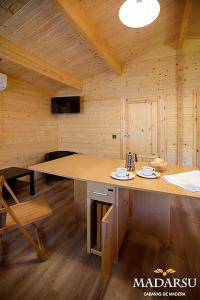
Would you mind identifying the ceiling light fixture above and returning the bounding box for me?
[119,0,160,29]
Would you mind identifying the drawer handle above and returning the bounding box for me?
[92,192,108,196]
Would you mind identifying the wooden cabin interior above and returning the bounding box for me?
[0,0,200,299]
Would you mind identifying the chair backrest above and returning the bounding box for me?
[44,151,76,162]
[0,176,20,233]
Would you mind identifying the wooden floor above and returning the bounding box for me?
[0,179,199,300]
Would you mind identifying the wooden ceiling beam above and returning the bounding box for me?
[52,0,122,75]
[0,35,83,90]
[178,0,193,49]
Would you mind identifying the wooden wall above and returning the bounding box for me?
[57,74,121,158]
[0,44,199,167]
[57,44,200,166]
[181,40,200,165]
[0,77,58,169]
[57,46,179,163]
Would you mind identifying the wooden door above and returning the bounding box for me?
[101,205,115,287]
[125,99,159,161]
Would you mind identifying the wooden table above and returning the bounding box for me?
[30,154,200,198]
[30,154,200,286]
[30,153,200,240]
[0,167,35,196]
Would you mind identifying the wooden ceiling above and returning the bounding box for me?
[0,0,198,92]
[79,0,185,61]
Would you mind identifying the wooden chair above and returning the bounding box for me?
[0,175,53,261]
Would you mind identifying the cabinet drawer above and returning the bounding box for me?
[87,182,115,204]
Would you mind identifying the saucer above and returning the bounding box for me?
[136,170,160,179]
[111,172,135,180]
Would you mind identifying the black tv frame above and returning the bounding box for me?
[51,96,80,114]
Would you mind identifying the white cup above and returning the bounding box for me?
[116,167,127,177]
[142,166,155,176]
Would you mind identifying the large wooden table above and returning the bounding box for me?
[30,153,200,243]
[30,154,200,286]
[30,154,200,199]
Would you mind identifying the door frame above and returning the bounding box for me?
[120,96,167,160]
[194,89,200,167]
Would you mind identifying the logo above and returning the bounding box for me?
[154,268,176,277]
[132,267,198,297]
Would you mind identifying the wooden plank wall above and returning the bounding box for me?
[57,76,121,158]
[0,43,199,167]
[181,40,200,165]
[0,77,58,169]
[57,46,178,163]
[197,90,200,168]
[56,43,200,166]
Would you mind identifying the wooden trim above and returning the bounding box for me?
[127,98,158,104]
[52,0,122,75]
[159,96,168,160]
[0,36,83,90]
[195,89,200,167]
[120,97,128,159]
[176,50,184,164]
[193,89,197,166]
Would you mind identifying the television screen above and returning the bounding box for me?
[51,96,80,114]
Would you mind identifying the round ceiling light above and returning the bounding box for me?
[119,0,160,28]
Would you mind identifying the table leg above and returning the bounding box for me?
[30,171,35,196]
[74,180,87,223]
[3,179,16,199]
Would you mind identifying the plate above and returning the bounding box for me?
[111,171,135,180]
[136,170,160,179]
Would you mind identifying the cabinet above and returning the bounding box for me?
[87,182,129,287]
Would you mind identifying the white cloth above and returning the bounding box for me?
[163,170,200,192]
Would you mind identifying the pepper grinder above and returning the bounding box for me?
[126,152,138,171]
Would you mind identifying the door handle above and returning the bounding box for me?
[92,192,108,196]
[124,133,129,139]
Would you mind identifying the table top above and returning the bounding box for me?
[0,167,33,180]
[30,154,200,199]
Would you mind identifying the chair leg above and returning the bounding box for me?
[32,223,45,251]
[17,224,47,261]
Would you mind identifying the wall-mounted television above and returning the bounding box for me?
[51,96,80,114]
